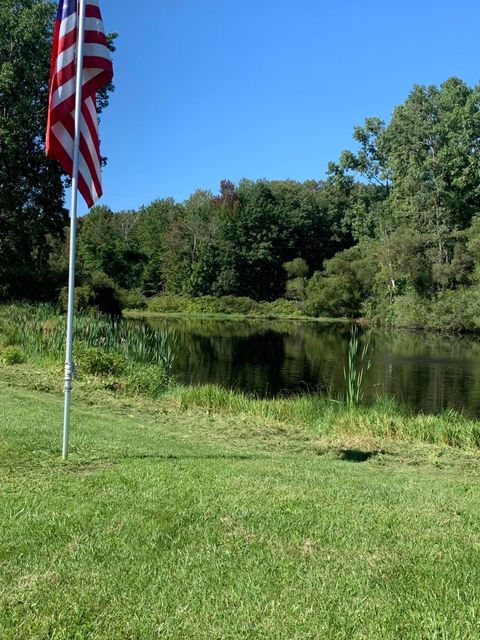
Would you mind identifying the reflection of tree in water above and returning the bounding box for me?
[371,331,480,415]
[301,324,352,396]
[132,317,480,415]
[142,318,288,394]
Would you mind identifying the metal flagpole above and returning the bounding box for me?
[63,0,87,460]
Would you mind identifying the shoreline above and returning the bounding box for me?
[123,309,356,324]
[1,360,480,457]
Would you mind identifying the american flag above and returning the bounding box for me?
[46,0,113,208]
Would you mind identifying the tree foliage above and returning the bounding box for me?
[0,0,66,299]
[0,0,116,302]
[5,61,480,331]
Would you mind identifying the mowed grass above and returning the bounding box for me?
[1,382,480,639]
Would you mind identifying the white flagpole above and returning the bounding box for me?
[63,0,87,460]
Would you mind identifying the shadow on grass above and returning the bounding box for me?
[338,449,386,463]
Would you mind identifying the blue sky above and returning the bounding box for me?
[85,0,480,215]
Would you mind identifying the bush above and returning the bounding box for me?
[60,272,124,317]
[262,299,302,316]
[147,295,191,314]
[283,258,309,279]
[125,364,171,398]
[0,346,25,365]
[118,288,147,310]
[216,296,261,315]
[388,288,480,332]
[147,294,303,317]
[89,272,124,316]
[305,273,363,318]
[76,346,126,376]
[59,285,95,313]
[184,295,228,314]
[146,294,311,318]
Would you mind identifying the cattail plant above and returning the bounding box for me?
[344,325,372,407]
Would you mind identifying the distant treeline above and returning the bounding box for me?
[2,5,480,332]
[49,78,480,330]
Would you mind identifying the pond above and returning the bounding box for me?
[138,316,480,416]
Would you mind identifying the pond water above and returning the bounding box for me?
[139,317,480,416]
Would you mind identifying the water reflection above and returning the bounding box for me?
[136,317,480,416]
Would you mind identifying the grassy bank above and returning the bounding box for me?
[2,359,480,454]
[2,373,480,639]
[1,304,480,452]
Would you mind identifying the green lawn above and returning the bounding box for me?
[1,381,480,639]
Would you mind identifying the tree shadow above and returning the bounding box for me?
[338,449,384,463]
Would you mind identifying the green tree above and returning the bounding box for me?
[0,0,116,301]
[283,258,309,301]
[0,0,66,299]
[77,205,143,290]
[135,198,179,295]
[305,245,375,318]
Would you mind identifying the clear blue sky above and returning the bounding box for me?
[85,0,480,215]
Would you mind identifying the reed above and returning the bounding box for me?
[0,303,176,372]
[344,325,372,407]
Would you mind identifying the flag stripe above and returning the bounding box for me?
[46,0,113,209]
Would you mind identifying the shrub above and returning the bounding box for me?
[89,272,124,316]
[60,272,124,317]
[147,295,191,314]
[184,295,227,314]
[285,277,307,301]
[283,259,309,301]
[283,258,309,279]
[305,273,363,318]
[262,299,302,316]
[118,288,147,310]
[125,364,171,398]
[217,296,261,315]
[388,288,480,332]
[59,285,96,313]
[147,294,303,317]
[0,346,25,365]
[76,346,126,376]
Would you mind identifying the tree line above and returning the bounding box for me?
[2,3,480,329]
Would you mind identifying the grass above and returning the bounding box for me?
[1,373,480,639]
[2,358,480,451]
[2,304,480,636]
[1,302,480,451]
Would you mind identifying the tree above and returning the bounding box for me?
[0,0,116,301]
[334,116,391,191]
[135,198,179,295]
[77,205,144,290]
[283,258,309,301]
[0,0,66,299]
[384,78,480,234]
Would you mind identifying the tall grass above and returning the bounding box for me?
[173,384,480,450]
[0,303,176,369]
[344,326,372,407]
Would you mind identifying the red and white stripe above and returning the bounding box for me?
[46,0,113,208]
